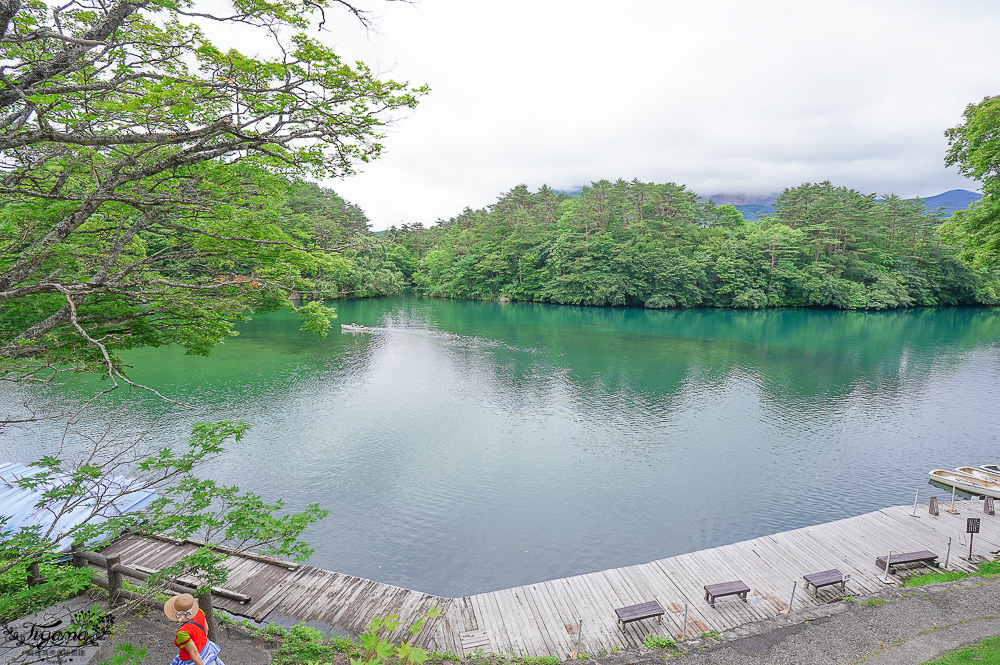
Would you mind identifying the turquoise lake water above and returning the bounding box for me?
[5,295,1000,597]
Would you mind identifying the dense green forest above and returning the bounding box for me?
[387,180,1000,309]
[279,181,405,298]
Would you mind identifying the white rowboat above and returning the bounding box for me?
[957,466,1000,483]
[341,324,369,332]
[929,469,1000,499]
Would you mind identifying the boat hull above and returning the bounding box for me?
[929,469,1000,499]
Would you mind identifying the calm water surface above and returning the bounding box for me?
[5,295,1000,597]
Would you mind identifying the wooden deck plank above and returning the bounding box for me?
[526,578,584,656]
[475,588,510,656]
[550,574,613,654]
[516,584,562,657]
[497,587,534,656]
[572,571,634,649]
[468,592,497,656]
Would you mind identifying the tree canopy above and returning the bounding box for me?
[939,95,1000,266]
[0,0,424,388]
[392,180,998,310]
[0,0,415,637]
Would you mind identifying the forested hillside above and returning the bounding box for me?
[389,180,999,310]
[278,181,405,299]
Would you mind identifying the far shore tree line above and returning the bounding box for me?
[386,180,1000,311]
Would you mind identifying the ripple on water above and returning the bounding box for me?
[6,298,1000,597]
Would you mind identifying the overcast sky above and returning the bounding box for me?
[305,0,999,230]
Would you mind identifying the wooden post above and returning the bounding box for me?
[576,618,582,656]
[199,590,218,641]
[105,553,123,607]
[929,496,939,516]
[71,542,86,569]
[27,560,42,586]
[984,497,995,515]
[882,550,893,583]
[946,486,959,514]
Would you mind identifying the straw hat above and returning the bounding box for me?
[164,593,199,622]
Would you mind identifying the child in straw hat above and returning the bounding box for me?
[165,593,225,665]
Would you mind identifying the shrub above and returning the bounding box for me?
[272,624,334,665]
[0,559,94,623]
[642,634,677,649]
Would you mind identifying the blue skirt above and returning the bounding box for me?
[170,639,224,665]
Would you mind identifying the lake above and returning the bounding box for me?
[5,294,1000,597]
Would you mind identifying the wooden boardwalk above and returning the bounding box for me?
[100,498,999,659]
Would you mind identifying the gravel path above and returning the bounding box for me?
[85,605,274,665]
[0,593,274,665]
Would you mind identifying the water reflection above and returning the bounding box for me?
[2,296,1000,597]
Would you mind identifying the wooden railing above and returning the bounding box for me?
[58,545,253,640]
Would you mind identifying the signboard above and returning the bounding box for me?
[968,517,981,534]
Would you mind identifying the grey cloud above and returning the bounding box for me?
[328,0,999,228]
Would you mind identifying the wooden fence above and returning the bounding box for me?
[25,545,253,640]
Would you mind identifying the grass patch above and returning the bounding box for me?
[921,633,1000,664]
[902,559,1000,588]
[861,598,887,607]
[270,624,334,665]
[253,623,564,665]
[642,634,676,650]
[0,560,95,623]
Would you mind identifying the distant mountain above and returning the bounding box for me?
[707,189,982,222]
[552,187,583,197]
[699,192,779,221]
[703,193,780,206]
[728,204,775,221]
[916,189,982,216]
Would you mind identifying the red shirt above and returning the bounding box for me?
[173,609,208,661]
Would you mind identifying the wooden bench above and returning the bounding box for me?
[704,580,750,607]
[803,569,848,597]
[614,600,664,629]
[875,550,938,575]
